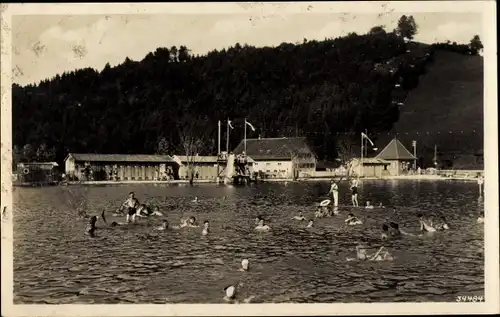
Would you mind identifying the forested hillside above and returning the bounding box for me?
[11,18,484,168]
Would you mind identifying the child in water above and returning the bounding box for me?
[365,201,374,209]
[154,220,169,231]
[306,219,314,228]
[417,213,436,232]
[255,218,271,231]
[181,216,199,228]
[381,224,389,240]
[436,216,450,230]
[292,212,306,221]
[202,220,210,235]
[477,214,484,223]
[347,245,393,261]
[345,213,363,226]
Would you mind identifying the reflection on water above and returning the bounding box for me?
[13,180,484,303]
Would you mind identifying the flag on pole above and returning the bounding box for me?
[245,119,256,132]
[361,132,375,146]
[228,120,234,130]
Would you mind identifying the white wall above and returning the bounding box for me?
[253,160,293,178]
[65,156,75,176]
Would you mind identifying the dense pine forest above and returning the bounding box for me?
[12,16,484,168]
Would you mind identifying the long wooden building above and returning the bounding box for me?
[64,153,178,181]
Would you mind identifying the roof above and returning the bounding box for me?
[375,138,416,160]
[65,153,174,163]
[361,158,391,165]
[173,155,219,163]
[18,162,59,167]
[233,137,314,160]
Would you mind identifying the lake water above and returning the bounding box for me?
[13,180,484,304]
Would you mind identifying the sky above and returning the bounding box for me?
[10,6,484,86]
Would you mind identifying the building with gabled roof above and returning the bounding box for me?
[375,138,416,175]
[64,153,177,181]
[233,137,316,179]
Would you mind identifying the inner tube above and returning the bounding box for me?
[320,199,331,207]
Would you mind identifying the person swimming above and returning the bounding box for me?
[239,259,249,272]
[136,204,150,217]
[417,213,436,232]
[345,213,362,226]
[353,245,393,261]
[255,218,271,231]
[477,215,484,223]
[365,201,374,209]
[181,216,199,228]
[436,216,450,230]
[292,212,306,221]
[378,202,385,208]
[151,206,163,216]
[202,220,210,235]
[154,220,169,231]
[381,224,389,240]
[306,219,314,228]
[315,206,326,218]
[85,216,98,237]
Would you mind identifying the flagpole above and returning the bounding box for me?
[218,120,221,155]
[226,118,230,155]
[244,118,247,154]
[360,132,363,178]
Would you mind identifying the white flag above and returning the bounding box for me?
[228,120,234,130]
[245,120,256,132]
[361,132,375,146]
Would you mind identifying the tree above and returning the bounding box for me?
[368,25,386,35]
[156,137,171,155]
[469,35,484,55]
[177,114,214,185]
[394,15,418,40]
[21,144,36,162]
[336,137,358,180]
[36,143,56,161]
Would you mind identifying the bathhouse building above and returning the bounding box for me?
[172,155,219,180]
[233,137,317,179]
[64,153,177,181]
[374,138,417,176]
[350,158,391,178]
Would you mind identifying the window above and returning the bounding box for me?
[267,170,270,172]
[277,163,282,166]
[266,163,270,166]
[274,170,277,173]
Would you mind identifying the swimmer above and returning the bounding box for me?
[292,212,306,221]
[151,206,163,216]
[136,204,150,217]
[381,224,389,240]
[154,220,169,231]
[417,213,436,232]
[354,245,394,261]
[306,219,314,228]
[85,216,98,237]
[365,201,374,209]
[181,216,199,228]
[239,259,249,272]
[388,222,402,237]
[436,216,450,230]
[477,215,484,223]
[350,179,359,207]
[122,191,140,223]
[345,213,362,226]
[255,215,264,225]
[255,218,271,231]
[378,202,385,208]
[202,220,210,235]
[315,206,326,218]
[191,197,198,203]
[223,282,242,301]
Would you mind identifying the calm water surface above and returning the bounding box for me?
[13,180,484,303]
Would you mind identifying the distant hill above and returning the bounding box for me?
[376,50,483,168]
[11,30,483,169]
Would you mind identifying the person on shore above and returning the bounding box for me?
[255,218,271,231]
[292,212,306,221]
[122,192,140,223]
[328,180,339,207]
[350,179,359,207]
[436,216,450,230]
[477,174,484,196]
[202,220,210,235]
[365,201,374,209]
[417,213,436,232]
[345,213,362,226]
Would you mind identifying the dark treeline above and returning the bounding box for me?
[12,17,484,166]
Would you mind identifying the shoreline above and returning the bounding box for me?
[39,175,480,186]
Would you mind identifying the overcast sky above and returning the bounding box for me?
[10,4,484,86]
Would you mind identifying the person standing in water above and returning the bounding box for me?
[121,192,140,223]
[350,178,359,207]
[328,180,339,207]
[477,174,484,196]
